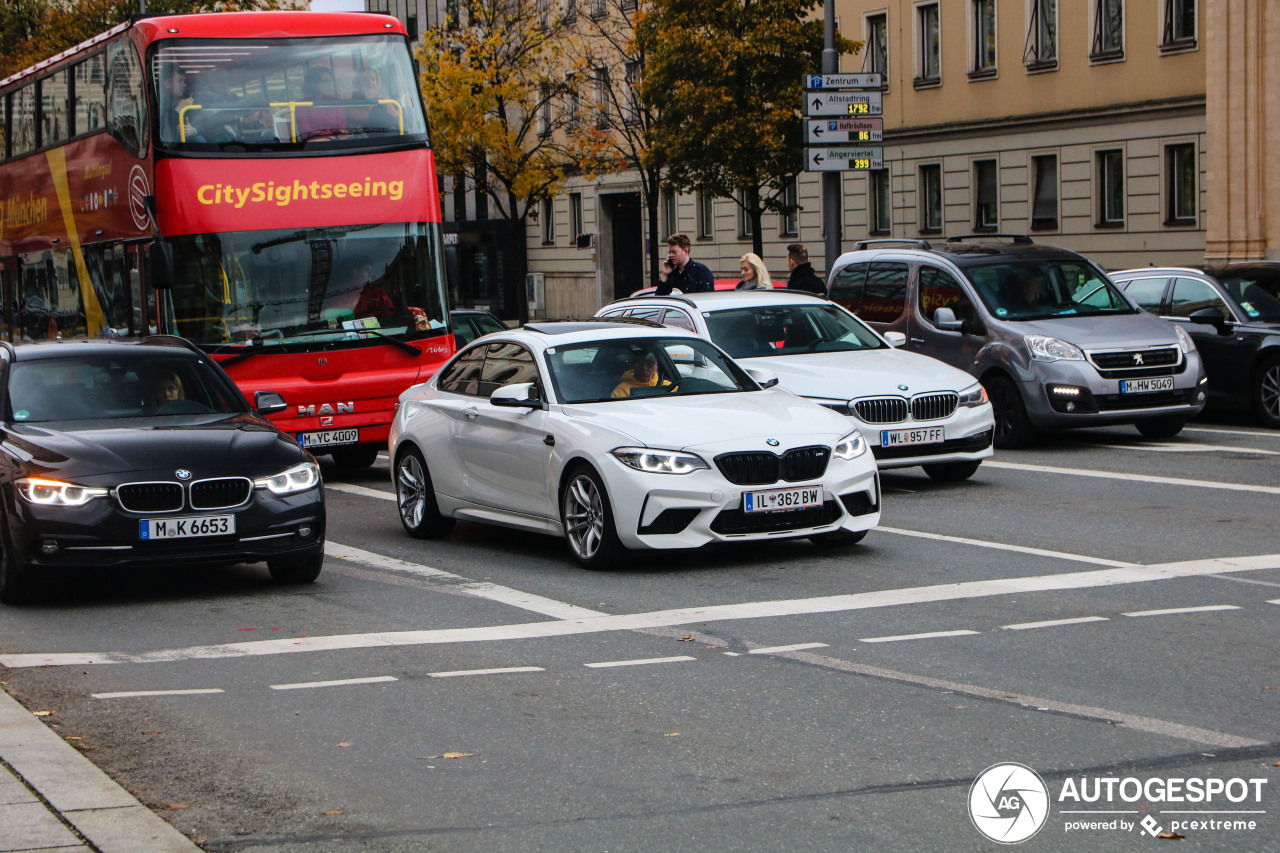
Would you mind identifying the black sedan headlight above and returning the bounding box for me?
[16,477,109,507]
[253,462,321,495]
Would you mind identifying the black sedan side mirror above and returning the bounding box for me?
[1189,307,1231,335]
[254,390,288,416]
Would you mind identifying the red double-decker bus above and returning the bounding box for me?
[0,11,453,467]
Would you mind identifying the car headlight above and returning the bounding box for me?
[832,431,867,460]
[17,478,109,507]
[611,447,709,474]
[1025,334,1085,362]
[254,461,321,495]
[958,382,989,408]
[1173,324,1196,354]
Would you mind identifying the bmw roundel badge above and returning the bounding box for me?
[898,384,909,391]
[175,469,192,480]
[766,439,780,447]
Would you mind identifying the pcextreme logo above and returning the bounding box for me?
[968,762,1271,843]
[197,177,405,209]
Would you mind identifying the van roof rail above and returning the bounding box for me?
[945,233,1034,245]
[852,238,933,251]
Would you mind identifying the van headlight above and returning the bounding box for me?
[17,478,109,507]
[958,382,989,408]
[833,431,867,460]
[611,447,709,474]
[1173,324,1196,354]
[1025,334,1085,362]
[254,461,321,495]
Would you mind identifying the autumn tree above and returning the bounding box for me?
[635,0,857,258]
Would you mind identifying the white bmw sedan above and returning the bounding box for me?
[389,321,881,568]
[597,291,996,481]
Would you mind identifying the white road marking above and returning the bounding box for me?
[1097,442,1280,456]
[1124,605,1242,617]
[91,688,224,699]
[747,643,828,655]
[428,667,544,678]
[860,629,979,643]
[584,656,696,668]
[4,554,1277,669]
[326,482,394,501]
[983,460,1280,495]
[1210,574,1280,589]
[270,676,397,690]
[324,542,606,621]
[1184,426,1280,440]
[877,526,1132,566]
[1002,616,1110,630]
[1270,599,1280,605]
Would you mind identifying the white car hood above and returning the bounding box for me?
[742,348,976,400]
[561,389,850,453]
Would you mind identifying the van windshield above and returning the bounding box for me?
[964,260,1136,320]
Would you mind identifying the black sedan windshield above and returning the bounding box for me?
[7,354,247,423]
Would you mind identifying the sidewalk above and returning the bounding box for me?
[0,689,201,853]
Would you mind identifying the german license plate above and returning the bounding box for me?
[880,426,945,447]
[1120,376,1174,394]
[297,428,359,448]
[140,515,235,540]
[743,486,822,513]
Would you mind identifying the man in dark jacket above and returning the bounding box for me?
[659,233,715,295]
[785,243,825,295]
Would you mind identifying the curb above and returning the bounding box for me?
[0,688,202,852]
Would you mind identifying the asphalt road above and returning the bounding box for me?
[1,413,1278,852]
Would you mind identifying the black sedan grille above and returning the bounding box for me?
[1088,347,1180,371]
[190,478,252,510]
[714,446,831,486]
[116,482,184,513]
[911,393,959,421]
[853,397,908,424]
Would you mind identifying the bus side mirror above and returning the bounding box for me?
[150,241,174,290]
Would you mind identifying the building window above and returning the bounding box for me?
[1030,154,1058,230]
[870,169,891,234]
[780,175,798,236]
[916,3,941,86]
[452,172,467,221]
[563,0,577,25]
[1161,0,1195,50]
[972,0,997,77]
[919,164,942,233]
[564,76,580,128]
[738,189,755,239]
[1096,149,1124,227]
[1090,0,1124,61]
[865,13,889,77]
[590,0,606,20]
[697,191,715,239]
[594,66,610,130]
[536,0,550,29]
[1166,143,1196,225]
[541,197,555,244]
[1024,0,1057,70]
[569,192,583,240]
[974,159,998,229]
[663,190,677,234]
[537,83,552,138]
[621,0,637,10]
[623,61,641,125]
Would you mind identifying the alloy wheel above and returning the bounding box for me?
[397,454,427,529]
[563,473,604,560]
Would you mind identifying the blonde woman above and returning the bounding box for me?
[734,252,772,290]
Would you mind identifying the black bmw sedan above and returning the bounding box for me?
[0,336,325,603]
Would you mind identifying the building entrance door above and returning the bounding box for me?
[602,193,643,301]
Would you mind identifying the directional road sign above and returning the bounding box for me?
[803,73,883,90]
[805,147,884,172]
[806,118,884,145]
[803,91,883,117]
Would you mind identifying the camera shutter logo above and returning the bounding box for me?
[968,762,1050,843]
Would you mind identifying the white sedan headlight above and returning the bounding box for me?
[611,447,709,474]
[1173,324,1196,354]
[832,431,867,460]
[17,477,109,507]
[958,382,989,408]
[1025,334,1085,362]
[254,461,321,495]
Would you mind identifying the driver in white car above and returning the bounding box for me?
[611,352,673,398]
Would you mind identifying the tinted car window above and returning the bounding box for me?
[1170,278,1234,320]
[546,337,753,404]
[661,308,695,331]
[704,304,883,359]
[478,342,539,397]
[1119,277,1169,313]
[965,260,1131,319]
[858,263,909,323]
[918,267,977,325]
[437,346,485,396]
[828,262,869,312]
[1218,271,1280,321]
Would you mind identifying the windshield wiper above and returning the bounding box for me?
[278,326,422,356]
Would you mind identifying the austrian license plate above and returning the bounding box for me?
[743,486,822,513]
[297,428,359,448]
[880,426,946,447]
[139,515,235,540]
[1120,376,1175,394]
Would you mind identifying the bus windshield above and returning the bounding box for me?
[165,222,449,351]
[154,35,427,150]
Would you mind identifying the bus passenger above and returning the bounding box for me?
[297,66,346,140]
[348,67,399,135]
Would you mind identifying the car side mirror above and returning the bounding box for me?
[744,366,780,389]
[882,331,907,347]
[254,390,287,416]
[933,307,964,332]
[149,240,174,290]
[491,382,543,409]
[1189,307,1230,334]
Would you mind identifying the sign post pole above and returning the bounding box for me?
[821,0,840,282]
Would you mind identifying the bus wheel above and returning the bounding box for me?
[331,446,379,468]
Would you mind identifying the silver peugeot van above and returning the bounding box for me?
[827,236,1208,448]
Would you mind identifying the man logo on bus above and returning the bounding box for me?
[968,763,1050,843]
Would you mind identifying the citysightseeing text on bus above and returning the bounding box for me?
[197,178,405,209]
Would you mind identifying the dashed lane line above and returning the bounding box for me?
[1002,616,1110,630]
[1183,426,1280,440]
[982,460,1280,495]
[584,656,696,668]
[1123,605,1242,618]
[92,688,224,699]
[270,676,397,690]
[1098,442,1280,456]
[876,526,1132,566]
[859,629,979,643]
[747,643,828,654]
[428,667,544,678]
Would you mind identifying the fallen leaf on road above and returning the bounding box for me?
[1156,831,1185,839]
[164,804,189,810]
[236,627,255,632]
[65,736,81,741]
[664,733,680,737]
[32,711,53,717]
[321,809,343,815]
[442,752,477,758]
[678,636,694,642]
[337,743,351,748]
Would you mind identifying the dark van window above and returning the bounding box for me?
[918,267,977,325]
[828,262,868,312]
[858,262,909,323]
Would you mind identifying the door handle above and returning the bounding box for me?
[462,405,479,419]
[909,337,925,345]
